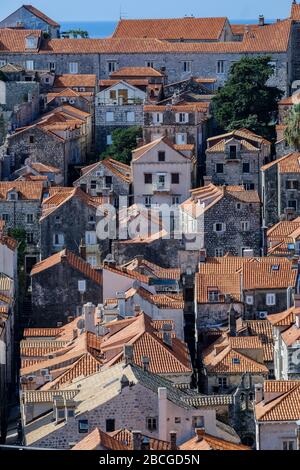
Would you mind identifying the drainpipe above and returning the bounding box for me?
[287,286,293,309]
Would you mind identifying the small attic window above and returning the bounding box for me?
[271,265,280,271]
[232,358,240,365]
[7,190,18,201]
[25,36,38,50]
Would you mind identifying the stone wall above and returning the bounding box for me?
[31,262,102,326]
[0,7,60,38]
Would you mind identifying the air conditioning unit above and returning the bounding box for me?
[27,375,36,382]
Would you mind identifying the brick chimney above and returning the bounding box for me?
[255,383,264,404]
[124,344,134,365]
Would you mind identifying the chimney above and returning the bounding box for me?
[116,291,126,317]
[142,356,150,372]
[296,313,300,329]
[255,383,264,404]
[162,323,173,348]
[136,137,144,148]
[95,304,104,320]
[79,239,86,261]
[169,431,177,450]
[199,249,206,264]
[124,344,134,365]
[134,305,141,316]
[158,388,168,442]
[141,437,151,451]
[195,428,205,442]
[83,302,95,334]
[203,176,212,187]
[258,15,265,26]
[132,431,142,450]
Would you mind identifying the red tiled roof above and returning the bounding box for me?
[180,432,250,451]
[256,381,300,422]
[111,429,172,451]
[72,428,128,451]
[268,306,298,327]
[23,5,60,27]
[30,249,102,286]
[261,152,300,173]
[111,67,163,78]
[0,181,44,200]
[53,74,97,89]
[0,234,18,251]
[291,3,300,20]
[112,17,228,41]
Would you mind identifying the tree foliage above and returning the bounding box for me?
[212,56,283,140]
[284,104,300,150]
[101,126,143,165]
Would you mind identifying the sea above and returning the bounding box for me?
[60,19,276,39]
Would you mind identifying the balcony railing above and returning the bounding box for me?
[225,151,241,161]
[152,182,171,192]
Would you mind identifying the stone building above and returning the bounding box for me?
[40,187,109,264]
[73,157,131,204]
[0,5,60,38]
[255,380,300,450]
[268,297,300,381]
[0,181,44,267]
[266,218,300,257]
[261,152,300,227]
[52,74,98,94]
[96,79,146,151]
[21,361,233,449]
[181,184,262,257]
[12,161,64,186]
[4,105,91,183]
[0,19,292,93]
[143,101,211,161]
[30,249,103,326]
[131,137,195,207]
[206,129,271,191]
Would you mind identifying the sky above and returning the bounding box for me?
[0,0,293,22]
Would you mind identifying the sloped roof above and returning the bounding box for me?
[53,74,97,88]
[268,306,298,327]
[30,249,102,286]
[196,272,242,303]
[111,67,163,78]
[0,181,44,201]
[111,429,172,451]
[71,428,128,451]
[23,5,60,27]
[261,152,300,173]
[256,381,300,422]
[112,17,228,41]
[180,432,250,451]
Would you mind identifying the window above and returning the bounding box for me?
[176,133,187,145]
[146,417,157,431]
[244,182,255,190]
[145,196,152,207]
[217,60,225,74]
[175,417,181,424]
[243,162,250,173]
[192,416,204,428]
[216,163,224,174]
[29,134,35,144]
[55,215,61,223]
[87,255,97,267]
[106,112,114,122]
[144,173,152,184]
[25,36,38,49]
[218,377,228,388]
[69,62,78,74]
[183,61,192,73]
[126,111,135,122]
[106,134,112,146]
[107,61,117,73]
[106,419,115,432]
[146,61,154,68]
[283,441,294,451]
[176,113,188,123]
[49,62,56,71]
[26,214,34,224]
[229,145,237,159]
[105,176,112,187]
[8,192,17,201]
[53,233,64,246]
[90,180,97,190]
[241,221,250,232]
[266,293,276,306]
[172,196,181,205]
[288,200,297,210]
[0,60,6,67]
[286,180,299,190]
[171,173,180,184]
[236,203,242,210]
[57,409,65,420]
[2,214,9,222]
[208,290,219,302]
[78,419,89,434]
[109,90,117,100]
[67,409,75,418]
[232,357,240,365]
[78,280,86,293]
[85,231,97,245]
[25,60,34,71]
[158,151,165,162]
[26,232,34,244]
[152,113,163,124]
[215,248,224,257]
[246,295,254,305]
[213,222,226,233]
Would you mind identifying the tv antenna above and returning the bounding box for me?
[119,5,127,19]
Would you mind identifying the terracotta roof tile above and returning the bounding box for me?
[268,306,298,327]
[112,17,228,41]
[0,181,43,200]
[30,249,102,286]
[53,74,97,89]
[23,328,63,338]
[256,381,300,422]
[242,258,297,290]
[261,152,300,173]
[291,3,300,20]
[111,429,171,450]
[0,234,18,251]
[111,67,163,78]
[72,428,128,451]
[180,432,251,451]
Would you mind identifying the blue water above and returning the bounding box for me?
[60,19,276,39]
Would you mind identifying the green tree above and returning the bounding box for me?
[63,29,89,38]
[284,103,300,150]
[101,126,143,165]
[212,56,283,140]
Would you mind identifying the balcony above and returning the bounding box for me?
[225,150,241,161]
[152,182,171,193]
